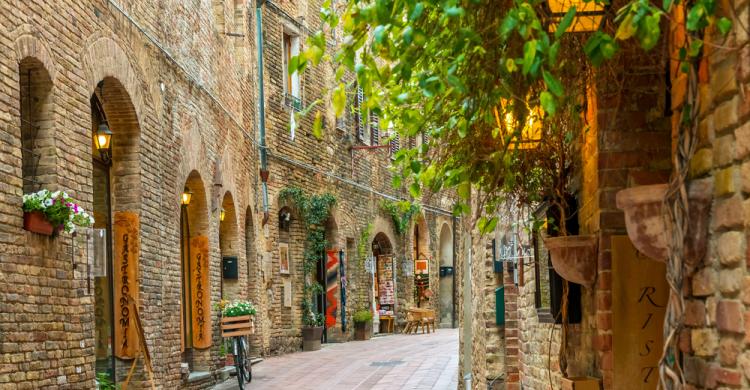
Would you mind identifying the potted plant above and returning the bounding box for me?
[353,310,373,341]
[22,189,94,236]
[544,235,598,287]
[301,308,324,351]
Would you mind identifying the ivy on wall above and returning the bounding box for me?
[278,187,337,327]
[380,200,421,236]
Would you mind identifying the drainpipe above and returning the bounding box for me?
[451,214,457,329]
[256,0,270,225]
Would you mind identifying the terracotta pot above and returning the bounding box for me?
[302,326,323,351]
[225,353,234,367]
[615,179,712,267]
[23,211,54,236]
[543,235,598,287]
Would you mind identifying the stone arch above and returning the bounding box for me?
[412,212,430,261]
[220,191,240,299]
[14,32,58,82]
[439,223,452,267]
[82,36,146,121]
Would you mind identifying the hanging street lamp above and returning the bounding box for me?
[94,121,113,164]
[493,100,543,150]
[181,187,193,206]
[543,0,606,33]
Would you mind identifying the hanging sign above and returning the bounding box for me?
[612,236,667,389]
[113,212,140,359]
[190,235,212,349]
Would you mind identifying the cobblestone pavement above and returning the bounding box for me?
[213,328,459,390]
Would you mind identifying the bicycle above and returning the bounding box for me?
[230,334,252,388]
[220,315,255,388]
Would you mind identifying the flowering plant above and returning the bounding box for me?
[221,300,257,317]
[22,189,94,233]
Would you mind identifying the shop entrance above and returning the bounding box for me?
[371,233,395,334]
[438,223,454,327]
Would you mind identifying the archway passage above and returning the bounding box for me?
[180,170,211,371]
[412,216,430,308]
[371,232,395,334]
[90,77,142,384]
[220,192,239,300]
[438,223,454,327]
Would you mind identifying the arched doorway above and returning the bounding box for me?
[219,192,239,300]
[438,223,454,327]
[319,217,339,342]
[371,232,395,334]
[412,215,430,308]
[179,171,211,370]
[90,77,142,384]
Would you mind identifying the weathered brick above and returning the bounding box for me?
[690,148,714,177]
[719,268,744,295]
[717,300,745,333]
[717,230,745,264]
[685,300,707,327]
[693,267,718,296]
[713,197,745,231]
[692,329,719,356]
[715,166,737,197]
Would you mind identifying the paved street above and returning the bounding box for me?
[214,328,459,390]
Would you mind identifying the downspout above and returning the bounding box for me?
[256,0,270,225]
[452,214,457,329]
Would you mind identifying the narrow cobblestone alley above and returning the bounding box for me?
[214,329,459,390]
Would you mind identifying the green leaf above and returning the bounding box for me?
[542,70,564,97]
[312,111,323,139]
[409,182,421,199]
[409,3,425,21]
[615,12,637,40]
[304,46,324,66]
[717,17,732,35]
[505,58,518,73]
[522,40,538,75]
[445,6,465,17]
[478,217,498,235]
[500,14,518,38]
[687,39,703,57]
[411,160,422,174]
[332,83,346,117]
[457,182,471,199]
[556,6,577,39]
[540,91,557,115]
[686,4,705,31]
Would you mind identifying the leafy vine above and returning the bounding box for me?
[380,200,421,236]
[278,187,337,327]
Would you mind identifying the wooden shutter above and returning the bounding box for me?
[356,87,365,141]
[390,134,400,155]
[370,113,380,145]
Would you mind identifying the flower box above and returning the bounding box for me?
[543,235,598,287]
[23,211,55,236]
[220,315,254,338]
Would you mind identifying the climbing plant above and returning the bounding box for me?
[380,200,421,236]
[357,222,373,269]
[279,187,337,327]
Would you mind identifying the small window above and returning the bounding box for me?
[282,32,301,110]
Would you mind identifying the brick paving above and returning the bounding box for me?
[213,329,459,390]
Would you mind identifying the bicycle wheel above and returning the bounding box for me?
[240,336,252,383]
[235,337,246,389]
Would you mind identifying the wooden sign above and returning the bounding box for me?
[113,212,140,359]
[612,236,667,389]
[190,235,212,349]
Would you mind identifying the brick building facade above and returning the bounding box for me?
[0,1,457,388]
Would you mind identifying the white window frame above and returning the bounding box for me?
[282,32,301,99]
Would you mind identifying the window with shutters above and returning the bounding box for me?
[354,87,366,143]
[370,113,380,145]
[282,32,301,111]
[390,134,400,157]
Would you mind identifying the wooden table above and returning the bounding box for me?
[379,315,395,333]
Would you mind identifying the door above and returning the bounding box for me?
[93,160,116,383]
[438,225,454,327]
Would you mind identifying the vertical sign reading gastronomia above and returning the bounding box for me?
[612,236,667,389]
[190,236,212,349]
[113,212,140,359]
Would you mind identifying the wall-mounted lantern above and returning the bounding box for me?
[181,187,193,206]
[94,122,113,164]
[220,208,226,222]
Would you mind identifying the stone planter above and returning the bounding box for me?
[302,326,323,351]
[354,321,371,341]
[23,211,55,236]
[615,178,712,267]
[543,235,598,287]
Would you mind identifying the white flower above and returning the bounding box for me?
[51,191,60,198]
[44,199,53,207]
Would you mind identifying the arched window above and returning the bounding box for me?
[18,58,54,193]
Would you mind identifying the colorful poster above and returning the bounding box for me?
[612,236,667,389]
[113,212,140,359]
[325,250,339,328]
[190,235,212,349]
[378,256,395,305]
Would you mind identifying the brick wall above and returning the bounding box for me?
[0,0,457,388]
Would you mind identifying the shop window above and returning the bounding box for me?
[533,199,582,324]
[282,32,301,110]
[19,58,53,194]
